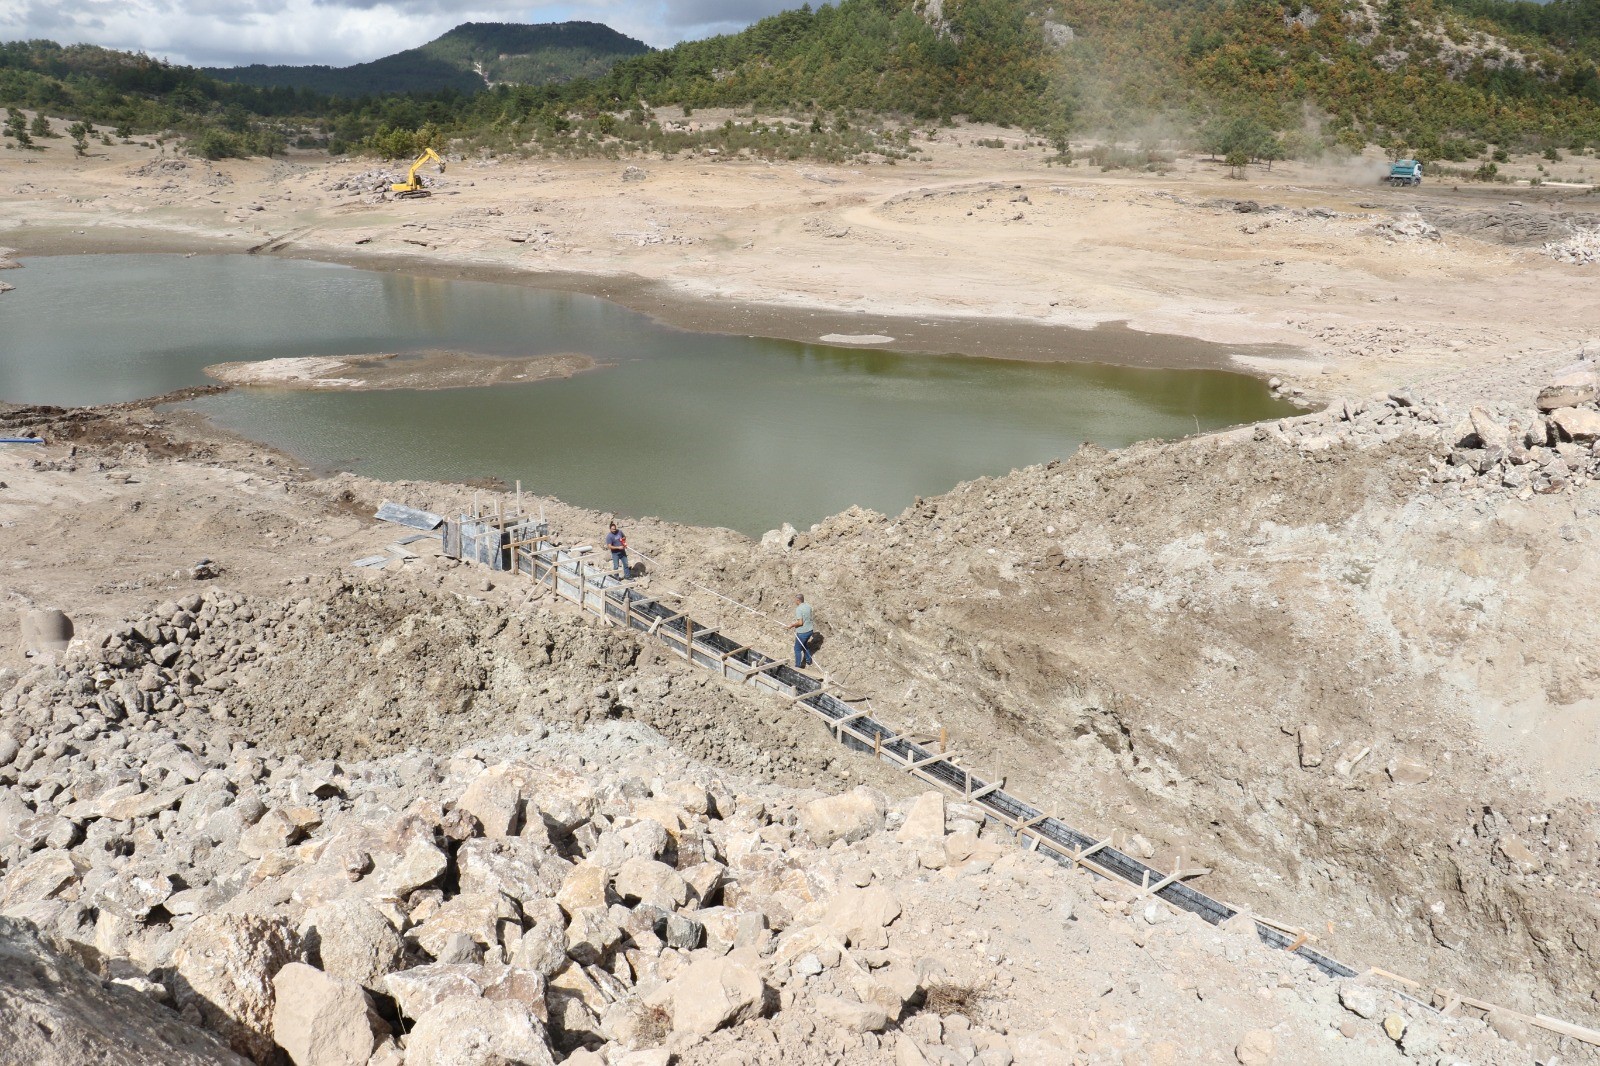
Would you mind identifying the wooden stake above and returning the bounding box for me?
[939,725,947,754]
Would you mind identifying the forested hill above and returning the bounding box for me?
[589,0,1600,149]
[204,22,652,96]
[3,0,1600,160]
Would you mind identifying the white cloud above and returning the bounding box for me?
[0,0,795,67]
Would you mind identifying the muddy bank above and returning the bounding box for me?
[204,350,598,392]
[6,227,1306,376]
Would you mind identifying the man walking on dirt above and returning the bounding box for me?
[786,592,817,670]
[604,522,628,575]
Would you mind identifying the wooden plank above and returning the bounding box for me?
[968,779,1005,801]
[1533,1014,1600,1047]
[1432,991,1600,1049]
[1255,914,1318,943]
[736,659,786,678]
[907,749,962,771]
[830,709,871,732]
[1366,968,1423,990]
[647,612,684,635]
[1070,837,1114,867]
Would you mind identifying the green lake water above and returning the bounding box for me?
[0,254,1293,535]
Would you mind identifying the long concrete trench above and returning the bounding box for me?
[416,506,1600,1050]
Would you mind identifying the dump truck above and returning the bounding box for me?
[1387,159,1423,187]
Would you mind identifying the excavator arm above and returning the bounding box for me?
[390,147,445,197]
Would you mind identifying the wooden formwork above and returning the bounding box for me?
[429,511,1600,1046]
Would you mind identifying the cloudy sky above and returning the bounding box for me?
[0,0,794,68]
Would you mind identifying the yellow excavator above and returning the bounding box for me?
[391,147,444,199]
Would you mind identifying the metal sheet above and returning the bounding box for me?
[374,501,444,531]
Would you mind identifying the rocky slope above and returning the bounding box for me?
[5,345,1600,1064]
[0,601,1538,1064]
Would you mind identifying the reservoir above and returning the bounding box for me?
[0,254,1293,535]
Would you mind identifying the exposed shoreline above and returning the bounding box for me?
[6,226,1305,377]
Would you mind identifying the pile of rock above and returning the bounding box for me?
[1374,215,1441,243]
[325,170,441,202]
[1442,360,1600,494]
[130,159,191,179]
[1543,227,1600,265]
[0,577,1558,1064]
[1254,387,1447,453]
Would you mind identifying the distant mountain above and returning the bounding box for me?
[204,21,652,96]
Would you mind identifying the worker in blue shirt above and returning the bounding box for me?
[786,592,816,669]
[604,522,628,575]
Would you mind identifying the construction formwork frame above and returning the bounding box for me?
[506,536,1355,977]
[413,506,1600,1044]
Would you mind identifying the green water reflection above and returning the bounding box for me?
[0,254,1293,535]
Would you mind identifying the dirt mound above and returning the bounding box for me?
[93,579,889,794]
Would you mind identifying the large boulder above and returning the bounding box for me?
[1537,369,1598,411]
[20,609,73,657]
[0,915,245,1066]
[410,891,521,962]
[271,963,383,1066]
[457,763,531,839]
[800,786,886,846]
[365,818,449,899]
[1467,406,1507,448]
[1550,406,1600,443]
[385,963,486,1021]
[613,857,689,911]
[658,954,767,1037]
[456,837,567,909]
[816,993,888,1033]
[822,886,903,950]
[510,919,568,977]
[894,791,946,843]
[298,899,405,993]
[171,913,300,1062]
[0,849,88,911]
[555,862,611,915]
[403,996,557,1066]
